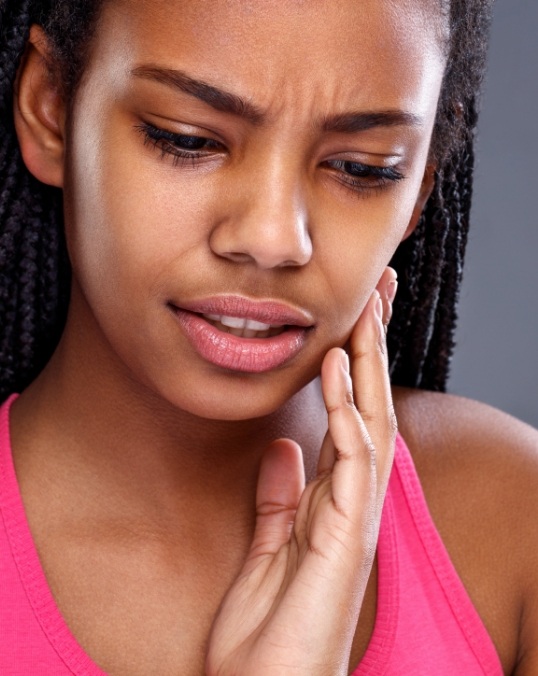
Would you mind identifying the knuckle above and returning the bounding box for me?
[376,333,387,358]
[360,410,377,427]
[387,406,398,437]
[334,444,353,462]
[344,388,356,408]
[326,391,356,415]
[256,500,296,518]
[349,344,368,362]
[350,336,387,361]
[359,429,377,457]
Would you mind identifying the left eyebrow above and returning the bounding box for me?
[321,110,423,133]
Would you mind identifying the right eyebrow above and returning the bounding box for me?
[131,65,265,125]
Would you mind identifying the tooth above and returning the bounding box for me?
[219,315,247,329]
[203,313,283,331]
[245,318,272,331]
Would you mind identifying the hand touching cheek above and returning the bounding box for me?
[206,289,397,675]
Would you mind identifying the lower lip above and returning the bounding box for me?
[172,308,309,373]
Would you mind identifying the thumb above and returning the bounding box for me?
[243,439,305,573]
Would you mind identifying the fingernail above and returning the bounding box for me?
[387,280,398,305]
[375,293,383,321]
[340,350,350,373]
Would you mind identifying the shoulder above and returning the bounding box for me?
[391,387,538,525]
[392,386,538,495]
[392,386,538,674]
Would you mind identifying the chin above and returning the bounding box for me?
[172,391,285,422]
[154,365,312,422]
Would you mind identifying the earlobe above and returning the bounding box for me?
[13,25,66,188]
[401,163,436,241]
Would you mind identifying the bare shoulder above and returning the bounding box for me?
[392,386,538,674]
[392,386,538,495]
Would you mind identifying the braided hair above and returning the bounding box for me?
[0,0,493,401]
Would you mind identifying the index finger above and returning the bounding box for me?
[348,290,397,495]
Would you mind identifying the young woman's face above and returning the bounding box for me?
[62,0,445,419]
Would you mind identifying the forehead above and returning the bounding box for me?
[90,0,447,119]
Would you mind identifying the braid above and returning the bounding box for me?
[0,0,69,401]
[388,138,475,390]
[0,0,493,399]
[422,132,475,390]
[388,0,492,391]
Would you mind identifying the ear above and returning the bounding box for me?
[401,162,436,241]
[13,25,66,188]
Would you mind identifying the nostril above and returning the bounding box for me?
[208,205,312,269]
[215,250,255,264]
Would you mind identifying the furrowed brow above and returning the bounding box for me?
[131,66,422,134]
[131,65,265,125]
[322,110,423,133]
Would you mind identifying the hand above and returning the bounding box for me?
[205,271,398,676]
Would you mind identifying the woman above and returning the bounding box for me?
[0,0,537,673]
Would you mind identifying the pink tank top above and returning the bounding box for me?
[0,394,503,674]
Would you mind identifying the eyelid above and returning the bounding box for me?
[322,159,406,199]
[141,113,230,146]
[139,121,222,145]
[331,161,404,179]
[136,121,406,197]
[136,122,227,159]
[326,148,405,166]
[135,121,227,171]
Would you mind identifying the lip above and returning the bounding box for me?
[169,296,314,373]
[175,295,314,328]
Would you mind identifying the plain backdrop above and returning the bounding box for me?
[448,0,538,428]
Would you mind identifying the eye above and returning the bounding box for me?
[324,159,405,196]
[136,122,224,167]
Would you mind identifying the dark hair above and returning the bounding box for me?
[0,0,493,401]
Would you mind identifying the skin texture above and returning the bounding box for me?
[55,0,437,421]
[8,0,538,674]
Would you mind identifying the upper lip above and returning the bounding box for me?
[171,295,315,327]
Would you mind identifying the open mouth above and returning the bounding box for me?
[170,301,313,372]
[201,313,288,339]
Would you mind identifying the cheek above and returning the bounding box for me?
[312,184,420,329]
[64,123,220,310]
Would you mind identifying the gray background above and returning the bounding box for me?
[448,0,538,428]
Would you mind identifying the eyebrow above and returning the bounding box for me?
[131,65,423,132]
[321,110,422,133]
[132,65,265,124]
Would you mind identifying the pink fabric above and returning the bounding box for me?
[352,436,504,675]
[0,394,503,674]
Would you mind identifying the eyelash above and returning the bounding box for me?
[136,123,223,167]
[323,160,405,196]
[136,122,406,195]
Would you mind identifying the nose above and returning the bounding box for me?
[208,164,313,270]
